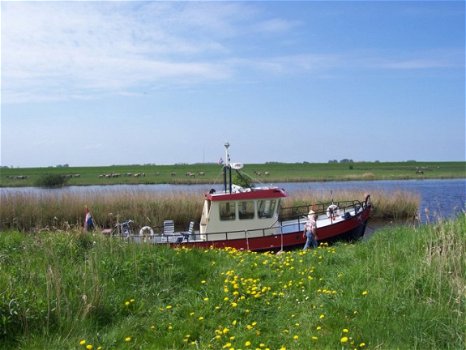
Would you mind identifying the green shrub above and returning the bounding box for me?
[34,174,68,188]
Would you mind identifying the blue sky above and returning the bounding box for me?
[1,1,465,167]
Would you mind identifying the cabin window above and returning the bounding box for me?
[219,201,236,221]
[258,199,276,219]
[239,201,255,220]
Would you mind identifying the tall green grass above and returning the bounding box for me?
[0,190,419,232]
[1,215,464,349]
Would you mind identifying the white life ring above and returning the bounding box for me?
[139,226,154,236]
[326,204,339,218]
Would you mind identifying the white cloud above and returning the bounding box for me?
[2,2,462,104]
[2,2,243,103]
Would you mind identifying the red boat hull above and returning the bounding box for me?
[168,205,371,251]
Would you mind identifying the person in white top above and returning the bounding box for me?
[303,210,318,249]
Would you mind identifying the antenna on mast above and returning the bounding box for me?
[223,142,232,194]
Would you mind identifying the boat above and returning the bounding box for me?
[119,143,372,251]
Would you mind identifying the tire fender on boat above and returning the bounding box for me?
[139,226,154,236]
[326,204,339,218]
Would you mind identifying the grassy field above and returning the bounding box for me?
[1,215,464,349]
[1,161,465,187]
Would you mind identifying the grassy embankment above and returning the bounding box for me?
[1,215,464,349]
[1,161,465,187]
[0,190,419,232]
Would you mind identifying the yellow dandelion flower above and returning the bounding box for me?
[166,305,172,309]
[280,346,286,350]
[293,335,299,340]
[359,342,366,347]
[362,290,368,296]
[316,326,322,331]
[245,340,251,347]
[222,327,229,334]
[204,297,209,301]
[340,336,349,343]
[86,345,93,350]
[201,280,206,284]
[198,316,204,321]
[231,302,238,308]
[124,301,130,306]
[311,336,318,341]
[319,314,325,319]
[343,328,349,333]
[130,299,135,303]
[125,337,132,342]
[79,340,86,345]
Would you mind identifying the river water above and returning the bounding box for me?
[2,179,464,223]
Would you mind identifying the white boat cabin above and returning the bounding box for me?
[199,185,287,241]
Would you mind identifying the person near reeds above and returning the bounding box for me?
[303,210,318,249]
[84,206,95,231]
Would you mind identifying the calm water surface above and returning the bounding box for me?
[2,179,465,223]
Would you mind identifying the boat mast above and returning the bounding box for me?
[223,142,232,194]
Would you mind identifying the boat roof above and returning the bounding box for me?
[205,187,287,202]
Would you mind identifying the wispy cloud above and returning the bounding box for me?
[2,2,462,104]
[2,2,248,103]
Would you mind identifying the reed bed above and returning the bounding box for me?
[0,189,419,232]
[283,189,420,220]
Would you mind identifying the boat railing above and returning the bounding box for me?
[121,218,307,244]
[280,199,365,221]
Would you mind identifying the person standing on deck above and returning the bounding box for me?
[303,210,318,249]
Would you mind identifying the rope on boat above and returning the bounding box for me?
[279,224,284,252]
